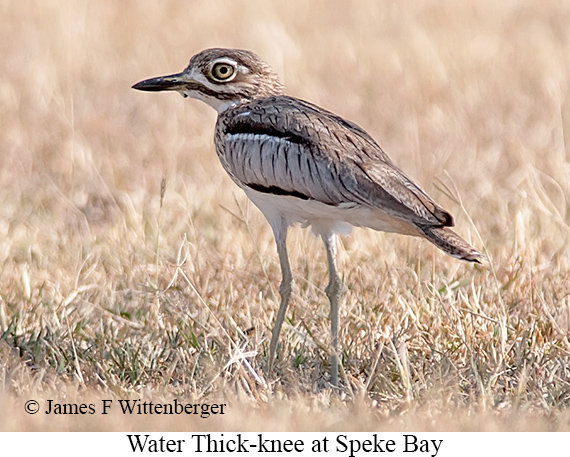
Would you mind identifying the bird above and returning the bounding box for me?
[133,48,484,387]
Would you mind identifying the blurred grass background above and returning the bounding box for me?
[1,0,570,431]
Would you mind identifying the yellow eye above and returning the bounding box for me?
[211,62,236,81]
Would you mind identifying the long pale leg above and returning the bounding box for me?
[323,233,342,387]
[268,226,293,372]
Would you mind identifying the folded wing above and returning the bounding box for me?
[219,95,454,229]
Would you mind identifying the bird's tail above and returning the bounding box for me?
[416,224,486,265]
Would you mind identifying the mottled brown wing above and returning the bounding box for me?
[218,95,453,228]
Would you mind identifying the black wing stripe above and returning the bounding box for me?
[245,183,310,201]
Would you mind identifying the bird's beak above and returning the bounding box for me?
[132,71,190,92]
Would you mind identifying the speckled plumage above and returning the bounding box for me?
[133,48,483,386]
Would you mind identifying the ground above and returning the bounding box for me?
[1,0,570,431]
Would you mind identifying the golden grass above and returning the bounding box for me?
[1,0,570,431]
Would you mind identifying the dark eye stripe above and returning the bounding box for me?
[185,81,246,99]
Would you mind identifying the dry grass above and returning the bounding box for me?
[1,0,570,431]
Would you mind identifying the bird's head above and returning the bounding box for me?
[132,48,285,113]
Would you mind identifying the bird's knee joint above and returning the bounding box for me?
[325,276,342,299]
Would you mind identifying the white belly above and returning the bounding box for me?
[242,186,419,238]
